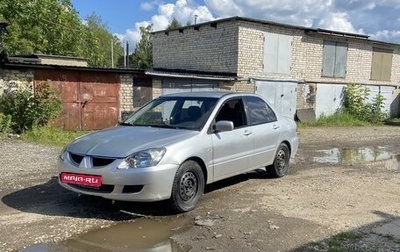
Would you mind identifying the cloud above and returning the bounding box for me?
[140,0,162,11]
[120,0,400,53]
[317,12,364,34]
[121,0,215,53]
[370,30,400,43]
[204,0,243,17]
[205,0,332,27]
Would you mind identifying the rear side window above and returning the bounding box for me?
[244,96,277,125]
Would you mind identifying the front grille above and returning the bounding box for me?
[70,153,84,165]
[69,183,114,193]
[93,157,115,167]
[68,153,115,168]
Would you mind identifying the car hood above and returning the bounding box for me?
[67,126,198,158]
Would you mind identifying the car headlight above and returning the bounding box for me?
[117,148,166,169]
[59,146,68,161]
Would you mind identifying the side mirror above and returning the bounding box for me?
[213,120,234,132]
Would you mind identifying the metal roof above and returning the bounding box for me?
[153,16,400,47]
[1,59,147,74]
[146,68,237,81]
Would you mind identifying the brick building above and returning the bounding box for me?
[150,16,400,118]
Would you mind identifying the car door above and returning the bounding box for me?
[211,98,254,181]
[243,96,280,169]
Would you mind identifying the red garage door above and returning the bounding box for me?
[35,69,120,130]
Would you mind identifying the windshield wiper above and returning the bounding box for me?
[147,124,178,129]
[118,122,135,126]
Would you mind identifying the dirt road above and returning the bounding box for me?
[1,126,400,251]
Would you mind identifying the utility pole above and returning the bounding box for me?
[123,40,126,68]
[0,22,8,50]
[0,22,9,62]
[110,39,114,68]
[126,41,129,68]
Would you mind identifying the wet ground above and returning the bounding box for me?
[20,217,189,252]
[18,148,400,250]
[2,126,400,252]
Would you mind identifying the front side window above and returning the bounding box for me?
[244,96,277,125]
[322,41,348,78]
[215,99,246,128]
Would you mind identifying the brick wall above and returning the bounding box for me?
[152,22,239,74]
[0,69,34,93]
[119,74,134,113]
[237,22,400,86]
[152,78,162,98]
[153,18,400,87]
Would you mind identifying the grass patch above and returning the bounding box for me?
[305,231,379,252]
[388,117,400,122]
[297,112,372,128]
[21,126,90,147]
[328,232,362,250]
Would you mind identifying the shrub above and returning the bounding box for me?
[0,112,12,133]
[344,83,387,124]
[0,81,62,133]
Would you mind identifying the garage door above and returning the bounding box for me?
[315,83,346,118]
[35,69,120,130]
[366,85,394,114]
[255,80,297,118]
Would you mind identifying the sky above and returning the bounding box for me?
[71,0,400,52]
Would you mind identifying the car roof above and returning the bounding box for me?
[160,91,254,99]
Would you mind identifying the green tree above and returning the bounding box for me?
[130,24,153,69]
[0,0,85,55]
[167,17,182,30]
[82,13,123,67]
[0,0,123,67]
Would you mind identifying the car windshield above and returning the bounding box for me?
[122,96,218,130]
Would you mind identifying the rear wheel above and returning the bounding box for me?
[267,143,290,178]
[169,160,204,213]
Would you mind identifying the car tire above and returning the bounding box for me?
[169,160,205,213]
[267,143,290,178]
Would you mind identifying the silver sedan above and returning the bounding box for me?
[58,92,298,212]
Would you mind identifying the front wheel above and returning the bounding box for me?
[169,160,205,213]
[267,143,290,178]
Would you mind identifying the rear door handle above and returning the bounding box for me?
[273,124,280,130]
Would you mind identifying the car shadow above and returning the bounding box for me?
[2,170,273,220]
[204,168,271,193]
[289,211,400,251]
[1,176,174,220]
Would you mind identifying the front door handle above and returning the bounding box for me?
[244,130,252,136]
[273,124,280,130]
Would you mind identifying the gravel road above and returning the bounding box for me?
[1,126,400,252]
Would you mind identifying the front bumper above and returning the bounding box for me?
[58,158,179,202]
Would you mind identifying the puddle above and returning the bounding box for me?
[313,146,400,168]
[19,216,191,252]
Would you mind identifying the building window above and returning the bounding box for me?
[263,33,292,74]
[322,41,348,78]
[371,47,393,81]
